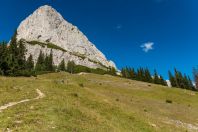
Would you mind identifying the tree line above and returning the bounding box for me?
[168,69,195,91]
[121,66,197,91]
[121,67,167,86]
[0,31,117,77]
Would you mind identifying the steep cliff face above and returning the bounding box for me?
[17,5,116,69]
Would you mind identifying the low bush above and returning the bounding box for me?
[79,83,84,87]
[166,99,172,104]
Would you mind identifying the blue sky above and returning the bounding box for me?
[0,0,198,79]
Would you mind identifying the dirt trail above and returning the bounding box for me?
[0,89,45,112]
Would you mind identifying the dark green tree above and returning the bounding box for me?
[108,67,117,76]
[168,71,176,87]
[17,40,27,70]
[58,59,66,71]
[144,68,152,83]
[26,54,34,71]
[159,75,167,86]
[8,31,20,75]
[129,68,136,79]
[0,41,10,75]
[153,70,160,84]
[35,51,45,71]
[67,61,75,74]
[47,50,54,71]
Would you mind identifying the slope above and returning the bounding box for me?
[0,72,198,131]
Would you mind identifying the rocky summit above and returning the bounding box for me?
[16,5,116,69]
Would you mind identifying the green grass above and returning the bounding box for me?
[0,72,198,131]
[27,41,67,52]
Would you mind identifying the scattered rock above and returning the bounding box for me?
[151,123,157,128]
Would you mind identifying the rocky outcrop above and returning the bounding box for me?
[16,5,116,69]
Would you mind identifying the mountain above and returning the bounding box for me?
[16,5,116,69]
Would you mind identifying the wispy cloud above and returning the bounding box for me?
[140,42,154,53]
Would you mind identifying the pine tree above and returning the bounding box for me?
[153,70,160,84]
[144,68,152,83]
[0,41,10,75]
[9,30,18,57]
[17,40,27,70]
[159,75,167,86]
[44,54,49,70]
[168,71,176,87]
[48,50,54,71]
[58,59,66,71]
[67,61,75,74]
[129,68,136,79]
[187,76,195,90]
[108,67,117,76]
[174,68,183,88]
[8,30,20,75]
[121,68,126,78]
[137,68,144,81]
[26,54,34,71]
[35,51,45,71]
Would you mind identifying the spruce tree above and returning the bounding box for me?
[17,40,27,70]
[187,76,195,90]
[137,68,144,81]
[108,67,116,76]
[48,50,54,71]
[35,51,45,71]
[153,70,160,84]
[129,68,136,79]
[121,68,126,78]
[9,30,18,57]
[58,59,66,71]
[159,75,167,86]
[8,30,20,75]
[67,61,75,74]
[26,54,34,71]
[144,68,152,83]
[168,71,176,87]
[0,41,10,75]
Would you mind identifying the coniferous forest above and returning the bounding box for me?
[0,31,117,77]
[121,67,167,86]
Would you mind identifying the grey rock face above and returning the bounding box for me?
[17,5,116,69]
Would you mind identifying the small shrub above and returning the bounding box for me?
[166,99,172,104]
[79,83,84,87]
[72,93,79,97]
[116,98,119,102]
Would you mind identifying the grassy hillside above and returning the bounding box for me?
[0,72,198,131]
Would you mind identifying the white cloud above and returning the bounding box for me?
[141,42,154,53]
